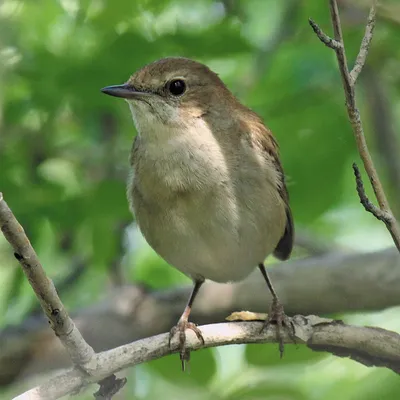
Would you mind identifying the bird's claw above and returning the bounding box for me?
[261,298,296,357]
[169,320,204,371]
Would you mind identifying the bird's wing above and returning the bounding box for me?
[269,138,294,260]
[252,123,294,261]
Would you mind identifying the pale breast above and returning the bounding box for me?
[128,126,286,283]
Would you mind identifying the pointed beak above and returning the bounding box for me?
[101,84,143,99]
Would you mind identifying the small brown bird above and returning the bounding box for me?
[101,57,294,368]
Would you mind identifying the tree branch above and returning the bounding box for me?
[362,66,400,216]
[2,247,400,386]
[2,4,399,398]
[309,0,400,252]
[308,18,342,50]
[350,4,377,84]
[13,316,400,399]
[94,375,127,400]
[0,193,130,397]
[352,163,393,223]
[0,194,95,369]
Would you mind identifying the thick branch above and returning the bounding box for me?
[0,193,96,369]
[13,316,400,399]
[309,1,400,252]
[2,248,400,386]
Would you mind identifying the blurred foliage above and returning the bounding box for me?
[1,0,400,399]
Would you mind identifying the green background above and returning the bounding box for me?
[1,0,400,399]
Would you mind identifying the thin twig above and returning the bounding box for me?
[363,66,400,215]
[309,0,400,252]
[328,0,355,103]
[350,5,377,84]
[308,18,342,50]
[352,163,392,223]
[0,193,96,370]
[13,316,400,400]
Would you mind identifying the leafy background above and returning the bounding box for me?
[1,0,400,398]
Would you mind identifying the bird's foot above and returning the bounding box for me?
[261,298,296,358]
[169,320,204,371]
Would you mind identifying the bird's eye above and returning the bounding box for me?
[167,79,186,96]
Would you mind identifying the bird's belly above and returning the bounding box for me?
[132,185,284,283]
[169,225,266,282]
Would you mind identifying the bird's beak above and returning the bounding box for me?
[101,84,145,99]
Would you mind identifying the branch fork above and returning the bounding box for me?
[13,316,400,400]
[309,1,400,251]
[0,193,123,399]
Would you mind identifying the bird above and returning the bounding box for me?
[101,57,294,369]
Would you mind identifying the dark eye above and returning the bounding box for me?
[168,79,186,96]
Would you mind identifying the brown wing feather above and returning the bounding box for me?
[267,135,294,260]
[245,114,294,261]
[271,156,294,260]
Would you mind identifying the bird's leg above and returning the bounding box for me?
[169,278,205,370]
[258,263,295,357]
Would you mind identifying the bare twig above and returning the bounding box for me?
[0,193,127,398]
[350,5,377,83]
[13,316,400,399]
[0,193,96,369]
[327,0,357,105]
[352,163,392,223]
[308,18,342,50]
[362,66,400,215]
[309,0,400,252]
